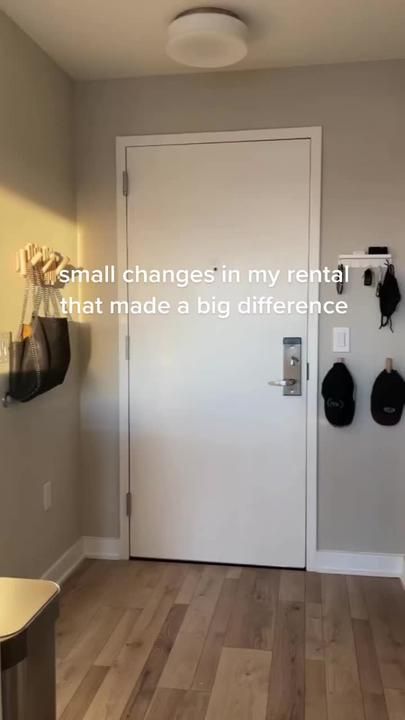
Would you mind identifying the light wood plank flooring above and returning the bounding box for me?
[56,560,405,720]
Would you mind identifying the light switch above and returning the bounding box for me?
[333,327,350,353]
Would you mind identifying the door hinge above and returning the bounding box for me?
[122,170,129,196]
[126,492,132,517]
[307,362,310,380]
[125,335,130,361]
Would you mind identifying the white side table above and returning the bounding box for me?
[0,578,60,720]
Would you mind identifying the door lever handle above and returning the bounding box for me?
[268,378,297,387]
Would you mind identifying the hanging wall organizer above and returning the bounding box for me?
[338,253,391,269]
[15,244,71,285]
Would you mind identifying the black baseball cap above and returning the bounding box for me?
[371,369,405,426]
[321,362,355,427]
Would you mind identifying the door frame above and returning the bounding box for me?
[116,127,322,567]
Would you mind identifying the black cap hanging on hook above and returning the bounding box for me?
[321,360,355,427]
[371,358,405,426]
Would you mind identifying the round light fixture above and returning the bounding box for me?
[167,8,248,69]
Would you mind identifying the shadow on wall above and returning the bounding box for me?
[0,9,75,222]
[0,183,81,579]
[0,9,85,579]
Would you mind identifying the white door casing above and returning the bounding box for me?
[116,128,322,567]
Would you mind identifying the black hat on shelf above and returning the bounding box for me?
[321,361,355,427]
[371,368,405,426]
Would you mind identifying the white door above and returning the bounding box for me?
[127,136,312,567]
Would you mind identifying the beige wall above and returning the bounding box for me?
[0,11,80,577]
[75,60,405,553]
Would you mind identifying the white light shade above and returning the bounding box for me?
[167,9,248,68]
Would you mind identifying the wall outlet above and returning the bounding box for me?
[43,481,52,512]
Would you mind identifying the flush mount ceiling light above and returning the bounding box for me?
[166,7,248,68]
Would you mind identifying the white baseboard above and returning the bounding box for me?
[42,538,85,585]
[83,536,123,560]
[41,541,405,586]
[310,550,405,578]
[41,536,123,585]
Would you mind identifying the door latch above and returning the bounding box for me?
[268,337,302,396]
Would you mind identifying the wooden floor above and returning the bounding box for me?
[56,559,405,720]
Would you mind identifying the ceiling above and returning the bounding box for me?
[2,0,405,80]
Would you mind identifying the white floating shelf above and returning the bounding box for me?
[338,253,391,268]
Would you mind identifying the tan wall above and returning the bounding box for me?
[75,60,405,553]
[0,11,80,577]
